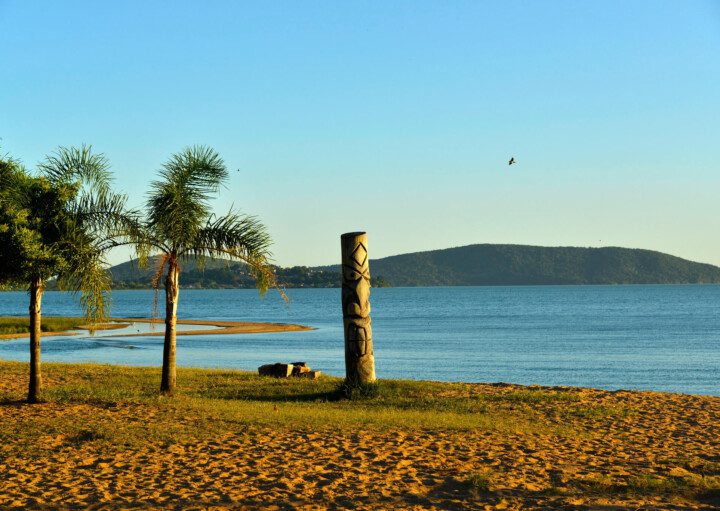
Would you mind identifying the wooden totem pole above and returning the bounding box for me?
[340,232,376,383]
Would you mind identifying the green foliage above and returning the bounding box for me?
[336,379,382,400]
[362,244,720,286]
[106,243,720,289]
[146,146,228,251]
[123,146,282,392]
[108,258,388,289]
[0,146,127,322]
[577,472,720,497]
[0,362,574,436]
[0,316,86,335]
[130,145,281,296]
[109,259,343,289]
[371,275,391,287]
[466,472,493,493]
[0,158,65,285]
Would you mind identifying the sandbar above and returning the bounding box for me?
[0,317,312,340]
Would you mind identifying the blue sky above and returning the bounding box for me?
[1,1,719,267]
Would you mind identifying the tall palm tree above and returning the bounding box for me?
[135,146,281,394]
[0,146,128,403]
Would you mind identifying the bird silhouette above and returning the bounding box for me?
[508,157,515,165]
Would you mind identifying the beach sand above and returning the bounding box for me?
[0,363,718,510]
[0,317,312,340]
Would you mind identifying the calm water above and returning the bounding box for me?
[0,286,718,395]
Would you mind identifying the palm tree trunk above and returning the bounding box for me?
[28,277,44,404]
[160,262,180,394]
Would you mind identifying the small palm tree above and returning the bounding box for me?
[0,146,128,403]
[134,146,281,394]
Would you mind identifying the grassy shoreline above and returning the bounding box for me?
[1,361,718,509]
[0,316,87,336]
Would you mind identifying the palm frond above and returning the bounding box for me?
[158,145,227,194]
[189,211,286,300]
[37,145,111,196]
[191,211,272,260]
[72,188,135,239]
[146,146,228,250]
[55,231,112,323]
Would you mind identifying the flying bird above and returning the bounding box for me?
[508,157,515,165]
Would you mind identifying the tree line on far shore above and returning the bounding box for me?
[107,244,720,290]
[103,258,391,289]
[0,145,282,403]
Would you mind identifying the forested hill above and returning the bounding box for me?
[362,244,720,286]
[107,257,345,289]
[106,245,720,288]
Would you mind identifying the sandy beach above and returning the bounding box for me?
[0,362,718,510]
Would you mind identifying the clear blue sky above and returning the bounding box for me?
[2,1,719,267]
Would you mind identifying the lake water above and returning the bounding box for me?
[0,286,718,396]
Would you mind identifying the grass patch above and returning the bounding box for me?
[581,473,617,493]
[466,471,493,494]
[576,472,720,498]
[658,457,720,476]
[483,388,582,405]
[0,361,576,460]
[0,316,87,335]
[336,379,382,400]
[66,427,109,445]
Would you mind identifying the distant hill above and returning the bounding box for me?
[106,244,720,288]
[361,244,720,286]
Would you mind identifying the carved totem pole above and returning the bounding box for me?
[341,232,377,383]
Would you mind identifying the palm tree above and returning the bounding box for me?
[134,146,281,394]
[0,146,128,403]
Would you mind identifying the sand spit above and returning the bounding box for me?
[0,317,312,340]
[111,318,313,337]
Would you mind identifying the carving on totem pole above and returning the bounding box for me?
[340,232,377,383]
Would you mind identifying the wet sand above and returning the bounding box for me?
[112,318,313,337]
[0,317,312,340]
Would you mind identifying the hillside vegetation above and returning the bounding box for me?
[105,244,720,288]
[107,258,343,289]
[367,244,720,286]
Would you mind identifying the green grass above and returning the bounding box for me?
[576,472,720,499]
[45,365,569,433]
[466,471,493,494]
[0,361,716,506]
[658,457,720,476]
[0,361,580,460]
[0,316,86,335]
[483,388,582,404]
